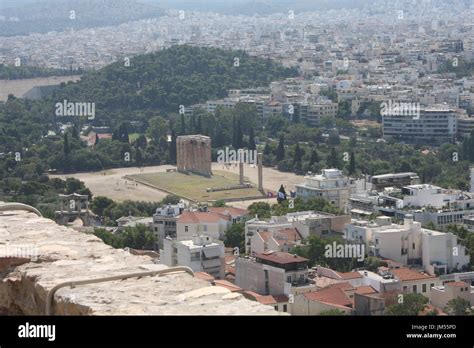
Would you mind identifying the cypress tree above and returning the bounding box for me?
[275,135,285,162]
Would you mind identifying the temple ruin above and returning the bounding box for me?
[177,135,212,177]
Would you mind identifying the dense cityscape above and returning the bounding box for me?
[0,0,473,345]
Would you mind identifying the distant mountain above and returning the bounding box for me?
[140,0,378,14]
[0,0,163,37]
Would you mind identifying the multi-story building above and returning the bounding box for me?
[235,251,313,296]
[370,172,420,191]
[152,203,184,249]
[431,281,474,310]
[303,101,338,127]
[245,211,350,255]
[345,215,469,275]
[382,106,458,144]
[161,235,225,279]
[295,169,356,209]
[392,268,440,299]
[251,228,303,254]
[421,229,470,275]
[176,210,232,242]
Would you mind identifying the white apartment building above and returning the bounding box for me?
[295,169,356,209]
[161,235,225,279]
[382,106,457,144]
[401,184,474,209]
[370,216,423,266]
[152,203,184,249]
[422,230,470,276]
[176,210,231,242]
[345,215,469,275]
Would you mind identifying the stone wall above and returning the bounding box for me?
[176,135,212,177]
[0,209,279,315]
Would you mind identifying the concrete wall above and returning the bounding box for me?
[399,278,441,299]
[177,221,221,242]
[235,258,286,295]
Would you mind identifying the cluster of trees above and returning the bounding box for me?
[50,45,298,124]
[247,197,343,220]
[0,64,80,80]
[385,293,472,316]
[93,224,156,250]
[0,45,297,176]
[90,194,181,226]
[0,175,91,219]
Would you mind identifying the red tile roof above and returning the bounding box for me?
[329,282,354,290]
[208,207,249,217]
[304,287,352,307]
[354,286,377,295]
[392,268,437,282]
[257,294,289,305]
[195,272,215,282]
[255,251,308,264]
[337,271,363,280]
[213,280,242,292]
[178,211,230,224]
[276,228,302,242]
[257,231,271,242]
[446,281,469,287]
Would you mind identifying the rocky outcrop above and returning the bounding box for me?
[0,209,278,315]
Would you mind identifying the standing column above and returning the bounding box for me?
[239,162,244,185]
[257,153,263,192]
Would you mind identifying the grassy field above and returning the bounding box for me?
[128,170,264,202]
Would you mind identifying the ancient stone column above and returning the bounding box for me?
[239,162,244,185]
[257,153,263,192]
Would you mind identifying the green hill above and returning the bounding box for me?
[50,45,298,122]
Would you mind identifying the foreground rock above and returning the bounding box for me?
[0,209,278,315]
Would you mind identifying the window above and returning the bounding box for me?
[430,283,434,289]
[274,306,278,311]
[287,276,292,283]
[403,286,408,292]
[283,305,287,312]
[185,226,189,232]
[422,284,427,293]
[413,285,417,293]
[203,224,208,232]
[412,243,415,250]
[461,288,464,292]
